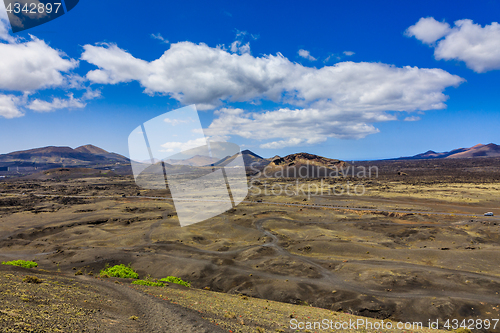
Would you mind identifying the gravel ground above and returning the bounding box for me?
[0,265,228,332]
[0,264,455,333]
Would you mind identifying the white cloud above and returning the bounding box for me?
[230,40,250,54]
[82,41,463,147]
[405,17,451,44]
[404,116,421,121]
[407,18,500,73]
[151,33,169,44]
[164,117,193,125]
[27,94,86,112]
[343,51,355,56]
[83,42,292,109]
[0,35,78,91]
[0,11,16,43]
[435,20,500,73]
[160,137,206,153]
[0,18,90,118]
[260,138,307,149]
[0,94,23,118]
[298,49,316,61]
[82,43,150,84]
[82,88,101,100]
[0,14,109,120]
[82,42,462,111]
[205,107,390,148]
[229,30,253,55]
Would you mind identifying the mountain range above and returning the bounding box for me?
[399,143,500,160]
[0,143,498,176]
[0,145,129,170]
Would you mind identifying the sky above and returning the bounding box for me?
[0,0,499,160]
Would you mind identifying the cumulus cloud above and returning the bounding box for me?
[205,107,386,149]
[82,43,149,84]
[161,137,206,153]
[230,40,250,54]
[260,138,305,149]
[81,40,463,148]
[298,49,316,61]
[0,17,90,118]
[83,42,462,109]
[0,94,23,118]
[82,88,101,100]
[407,18,500,73]
[405,17,451,44]
[229,30,253,55]
[343,51,355,56]
[83,42,292,109]
[27,94,86,112]
[404,116,421,121]
[0,26,78,91]
[0,10,16,43]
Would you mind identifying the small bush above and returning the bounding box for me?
[100,263,138,279]
[23,275,43,284]
[159,276,190,287]
[2,260,38,269]
[132,279,164,287]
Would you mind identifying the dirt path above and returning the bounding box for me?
[76,275,229,333]
[253,217,500,303]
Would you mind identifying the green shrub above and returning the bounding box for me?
[132,279,164,287]
[2,260,38,269]
[100,263,138,279]
[159,276,190,287]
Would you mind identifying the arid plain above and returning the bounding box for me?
[1,156,500,331]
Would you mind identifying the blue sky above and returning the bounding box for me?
[0,0,499,160]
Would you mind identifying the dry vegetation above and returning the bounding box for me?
[0,157,499,332]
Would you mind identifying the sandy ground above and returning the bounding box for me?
[0,159,500,332]
[0,264,449,333]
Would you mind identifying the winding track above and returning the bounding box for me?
[76,275,229,333]
[2,191,500,305]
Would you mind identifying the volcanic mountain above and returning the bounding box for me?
[260,152,349,178]
[0,145,130,170]
[400,143,500,160]
[211,149,267,169]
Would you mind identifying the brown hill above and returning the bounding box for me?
[261,152,349,178]
[0,145,130,171]
[74,144,109,155]
[400,143,500,160]
[448,143,500,158]
[209,150,269,175]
